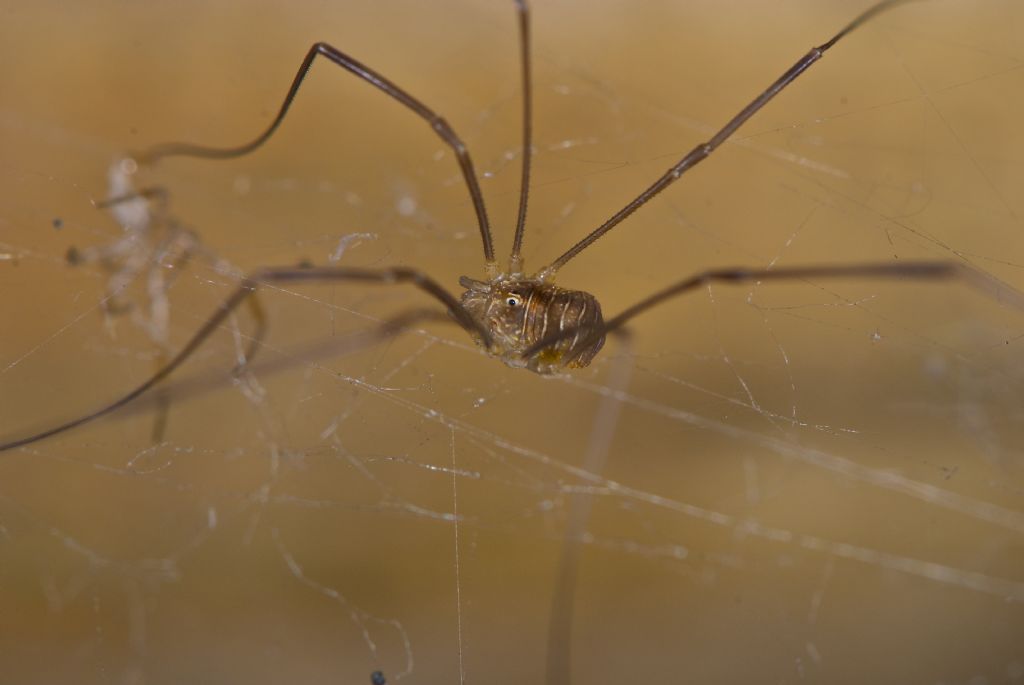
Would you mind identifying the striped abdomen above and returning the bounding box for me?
[460,276,605,374]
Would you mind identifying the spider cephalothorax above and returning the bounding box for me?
[459,275,604,374]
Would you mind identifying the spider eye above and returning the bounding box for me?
[505,293,523,307]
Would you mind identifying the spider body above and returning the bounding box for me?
[459,275,605,373]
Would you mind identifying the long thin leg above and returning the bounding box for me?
[137,43,498,270]
[509,0,533,274]
[0,266,491,452]
[541,0,919,277]
[93,308,457,423]
[545,329,632,685]
[525,261,970,360]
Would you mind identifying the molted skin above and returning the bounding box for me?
[460,276,605,374]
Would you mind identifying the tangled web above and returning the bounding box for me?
[1,1,1023,682]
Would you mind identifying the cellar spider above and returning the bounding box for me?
[0,0,999,452]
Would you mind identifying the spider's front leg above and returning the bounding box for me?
[0,265,486,452]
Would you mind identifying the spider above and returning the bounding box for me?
[0,0,991,452]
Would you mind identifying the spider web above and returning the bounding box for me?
[2,0,1023,683]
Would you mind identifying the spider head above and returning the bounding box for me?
[459,275,605,374]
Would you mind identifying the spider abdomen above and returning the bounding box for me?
[460,276,605,374]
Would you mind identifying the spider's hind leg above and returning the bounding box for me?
[545,328,633,685]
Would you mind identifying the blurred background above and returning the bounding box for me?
[1,0,1023,683]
